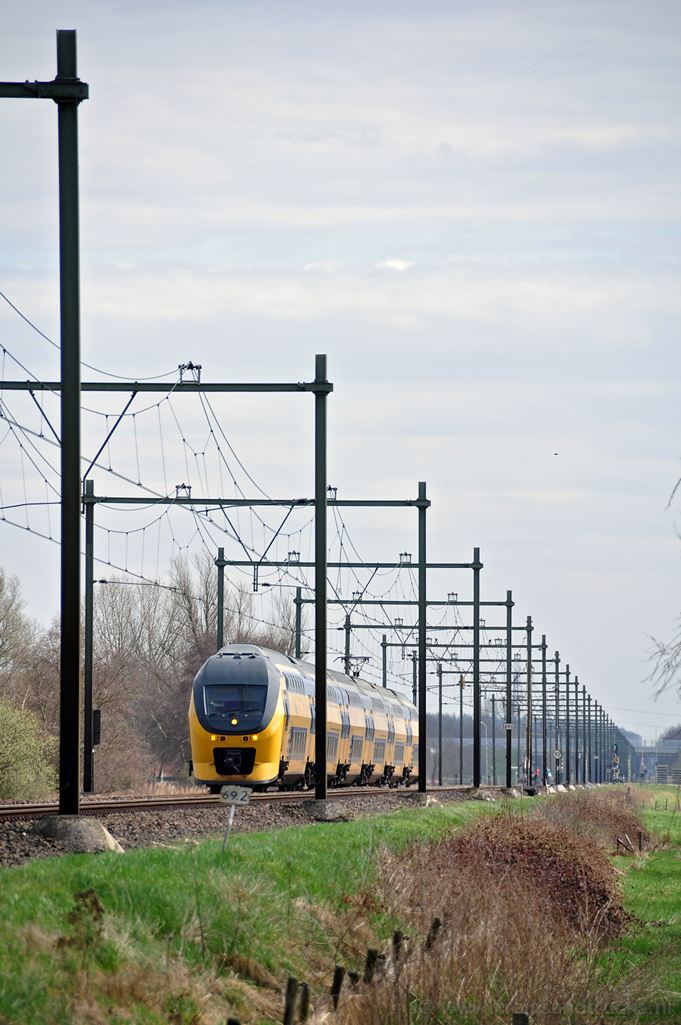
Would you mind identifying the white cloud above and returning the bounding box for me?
[375,259,413,272]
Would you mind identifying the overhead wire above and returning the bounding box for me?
[0,287,179,381]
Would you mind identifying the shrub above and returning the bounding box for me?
[0,697,57,798]
[446,812,628,937]
[338,811,654,1025]
[531,787,646,852]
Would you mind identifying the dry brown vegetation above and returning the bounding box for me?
[446,813,628,936]
[332,792,659,1025]
[530,785,647,853]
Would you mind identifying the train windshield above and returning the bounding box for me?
[203,684,268,725]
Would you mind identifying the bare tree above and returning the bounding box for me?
[648,477,681,699]
[648,621,681,700]
[0,569,33,682]
[8,619,60,732]
[0,557,305,791]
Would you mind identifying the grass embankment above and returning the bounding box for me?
[1,788,679,1025]
[604,784,681,1022]
[0,800,488,1025]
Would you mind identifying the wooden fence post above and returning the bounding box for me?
[298,981,310,1022]
[363,948,378,984]
[425,917,442,950]
[283,977,299,1025]
[331,965,346,1010]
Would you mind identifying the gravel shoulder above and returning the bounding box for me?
[0,789,469,868]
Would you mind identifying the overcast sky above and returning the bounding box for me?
[1,1,680,743]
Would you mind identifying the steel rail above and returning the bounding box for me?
[0,786,473,821]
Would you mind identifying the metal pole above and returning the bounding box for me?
[587,693,592,782]
[314,354,328,801]
[554,651,560,783]
[491,693,497,785]
[381,633,387,688]
[459,674,464,784]
[541,634,547,785]
[525,616,532,787]
[565,664,571,785]
[607,717,615,779]
[411,651,417,706]
[417,482,428,794]
[516,703,521,784]
[216,547,225,651]
[574,674,579,784]
[57,30,84,816]
[294,587,302,659]
[437,662,443,786]
[344,615,351,676]
[597,705,602,782]
[472,547,481,788]
[83,479,94,793]
[505,590,513,789]
[594,702,599,782]
[596,703,601,782]
[581,686,586,784]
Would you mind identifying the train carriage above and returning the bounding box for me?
[188,643,418,792]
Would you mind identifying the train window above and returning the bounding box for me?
[310,697,315,734]
[373,739,386,763]
[340,709,351,739]
[412,744,419,765]
[289,727,307,760]
[284,672,305,693]
[350,735,363,761]
[326,732,339,760]
[364,714,375,742]
[203,685,267,726]
[406,723,413,745]
[394,742,405,764]
[387,719,395,743]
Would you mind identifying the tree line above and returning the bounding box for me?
[0,554,300,798]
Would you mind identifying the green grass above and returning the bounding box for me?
[0,800,490,1025]
[2,789,679,1025]
[603,785,681,1022]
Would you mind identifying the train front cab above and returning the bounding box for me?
[189,647,285,791]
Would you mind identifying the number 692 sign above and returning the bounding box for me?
[220,784,251,806]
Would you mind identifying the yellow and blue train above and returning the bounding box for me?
[188,643,419,791]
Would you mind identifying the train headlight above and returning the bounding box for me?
[210,734,217,741]
[251,734,259,741]
[231,717,238,726]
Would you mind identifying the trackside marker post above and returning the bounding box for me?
[220,784,250,853]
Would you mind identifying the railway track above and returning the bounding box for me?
[0,785,470,821]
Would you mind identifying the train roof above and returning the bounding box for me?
[217,643,414,708]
